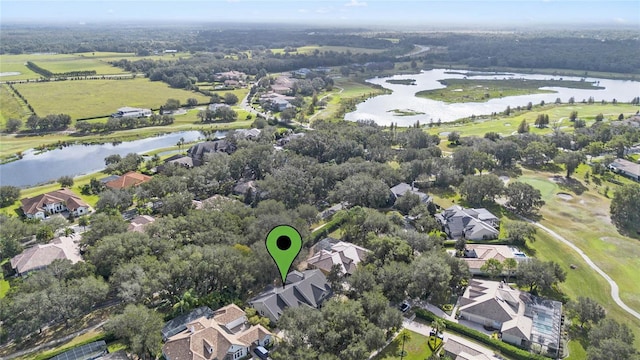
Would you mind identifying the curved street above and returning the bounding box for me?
[520,216,640,321]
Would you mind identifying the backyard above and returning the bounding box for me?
[373,330,433,360]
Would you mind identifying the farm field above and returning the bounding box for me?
[270,45,387,55]
[0,53,127,81]
[12,78,211,120]
[0,84,31,126]
[426,103,640,139]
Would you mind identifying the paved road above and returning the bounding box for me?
[519,216,640,321]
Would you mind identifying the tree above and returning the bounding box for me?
[517,119,529,133]
[569,297,606,328]
[459,174,504,206]
[409,253,452,304]
[505,221,537,246]
[595,113,604,122]
[480,258,503,279]
[104,304,163,359]
[329,174,390,209]
[164,98,180,110]
[610,184,640,234]
[280,107,297,122]
[555,151,585,178]
[505,181,545,215]
[448,131,460,145]
[431,318,446,335]
[96,189,133,212]
[516,259,565,294]
[587,319,637,360]
[569,110,578,121]
[5,118,22,133]
[36,225,54,242]
[1,237,23,258]
[224,92,239,105]
[186,98,198,107]
[503,258,518,283]
[618,113,624,121]
[454,237,466,255]
[0,185,20,207]
[394,192,421,214]
[57,175,74,188]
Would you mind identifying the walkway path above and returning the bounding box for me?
[519,216,640,321]
[308,86,343,122]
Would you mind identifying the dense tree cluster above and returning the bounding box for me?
[25,113,72,132]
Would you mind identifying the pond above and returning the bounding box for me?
[345,69,640,126]
[0,130,226,188]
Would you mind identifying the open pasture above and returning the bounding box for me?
[12,78,210,120]
[270,45,387,55]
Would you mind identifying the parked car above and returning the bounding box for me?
[399,302,411,313]
[254,346,269,360]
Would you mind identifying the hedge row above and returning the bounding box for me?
[309,210,348,245]
[414,309,549,360]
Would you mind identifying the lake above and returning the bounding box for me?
[345,69,640,126]
[0,130,226,188]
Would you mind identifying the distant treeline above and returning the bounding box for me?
[26,61,97,78]
[400,33,640,74]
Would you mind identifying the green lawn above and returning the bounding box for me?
[0,259,9,299]
[426,103,640,139]
[373,330,433,360]
[515,168,640,351]
[12,78,210,120]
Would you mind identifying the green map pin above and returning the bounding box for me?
[266,225,302,287]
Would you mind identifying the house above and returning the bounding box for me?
[105,171,152,190]
[162,304,273,360]
[224,79,240,88]
[271,98,292,112]
[187,140,237,166]
[214,71,246,82]
[128,215,155,233]
[458,279,562,356]
[248,269,332,323]
[10,235,82,275]
[436,205,499,240]
[21,188,90,220]
[461,244,527,276]
[390,182,432,204]
[233,128,261,140]
[292,68,312,78]
[271,76,296,95]
[608,158,640,181]
[442,338,492,360]
[307,240,369,276]
[162,154,194,169]
[209,103,231,112]
[193,195,235,210]
[232,180,256,197]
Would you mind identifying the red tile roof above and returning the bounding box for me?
[105,171,152,189]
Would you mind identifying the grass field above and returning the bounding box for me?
[270,45,387,55]
[513,167,640,351]
[12,78,211,120]
[426,103,640,139]
[517,167,640,312]
[415,78,603,103]
[373,330,433,360]
[313,77,389,121]
[0,84,31,126]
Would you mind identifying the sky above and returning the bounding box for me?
[1,0,639,28]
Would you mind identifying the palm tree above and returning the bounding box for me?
[503,258,518,283]
[398,329,411,359]
[173,289,198,315]
[431,318,446,336]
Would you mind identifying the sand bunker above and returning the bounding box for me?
[557,192,573,200]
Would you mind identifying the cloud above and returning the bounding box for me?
[614,17,626,23]
[298,8,308,13]
[345,0,367,7]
